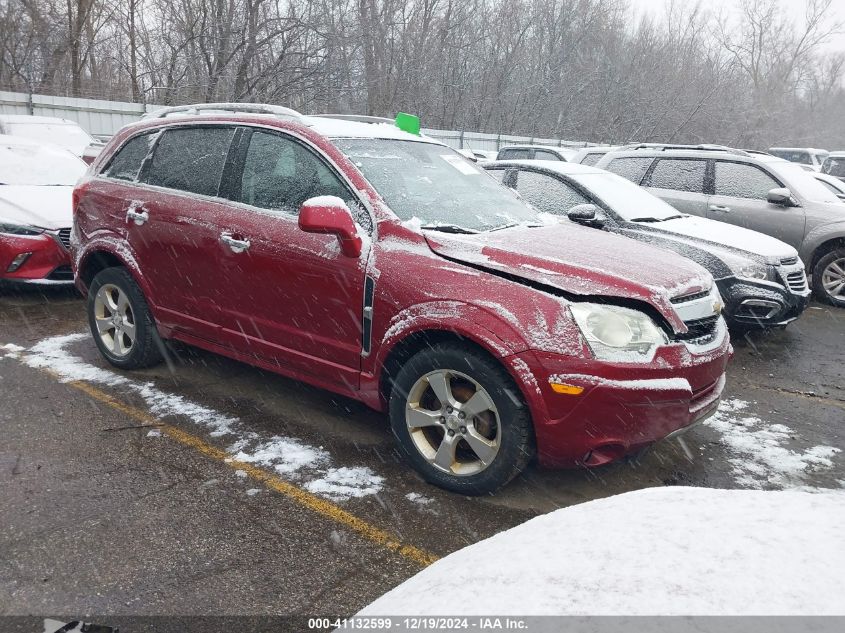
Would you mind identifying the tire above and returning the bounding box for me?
[388,343,535,495]
[813,248,845,307]
[87,267,163,369]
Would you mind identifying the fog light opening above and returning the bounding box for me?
[7,252,32,273]
[582,443,627,466]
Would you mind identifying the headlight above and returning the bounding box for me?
[569,303,668,361]
[737,264,770,281]
[0,222,43,236]
[722,254,773,282]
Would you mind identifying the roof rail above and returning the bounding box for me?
[142,103,302,120]
[621,142,750,156]
[310,114,395,125]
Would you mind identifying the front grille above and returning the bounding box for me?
[780,256,799,266]
[57,228,72,250]
[671,290,710,304]
[676,315,719,343]
[784,269,808,292]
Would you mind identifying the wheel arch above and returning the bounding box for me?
[809,236,845,273]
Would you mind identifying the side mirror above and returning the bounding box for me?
[767,187,793,207]
[298,196,363,258]
[567,203,605,227]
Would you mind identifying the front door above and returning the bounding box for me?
[708,159,807,249]
[210,127,371,387]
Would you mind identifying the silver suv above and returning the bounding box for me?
[595,145,845,307]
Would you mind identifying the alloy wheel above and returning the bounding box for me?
[821,257,845,298]
[405,369,501,476]
[93,283,136,357]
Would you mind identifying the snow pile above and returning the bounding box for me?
[1,343,25,359]
[705,398,840,488]
[361,487,845,616]
[17,333,384,501]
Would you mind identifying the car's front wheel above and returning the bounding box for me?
[87,267,163,369]
[813,248,845,307]
[389,344,534,495]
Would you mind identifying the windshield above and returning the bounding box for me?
[769,149,812,165]
[570,171,681,221]
[767,160,842,204]
[822,157,845,178]
[333,138,540,231]
[0,142,87,186]
[6,121,93,154]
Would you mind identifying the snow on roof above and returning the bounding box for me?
[489,158,606,176]
[361,486,845,616]
[769,147,829,154]
[302,116,443,144]
[0,133,77,156]
[0,114,76,125]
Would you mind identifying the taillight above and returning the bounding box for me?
[72,182,90,216]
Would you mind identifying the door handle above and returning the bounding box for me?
[709,204,731,214]
[220,232,251,253]
[125,202,149,226]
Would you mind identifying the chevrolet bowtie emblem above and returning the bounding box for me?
[713,300,723,315]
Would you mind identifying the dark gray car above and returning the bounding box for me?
[485,160,811,330]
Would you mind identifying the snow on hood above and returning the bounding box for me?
[652,215,797,261]
[361,486,845,616]
[0,185,74,230]
[424,223,712,329]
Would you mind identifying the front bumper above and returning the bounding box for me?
[0,232,71,280]
[508,320,732,468]
[717,275,810,329]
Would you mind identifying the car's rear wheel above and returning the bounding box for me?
[389,344,534,495]
[813,248,845,307]
[88,267,163,369]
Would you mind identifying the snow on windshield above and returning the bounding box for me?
[0,143,86,186]
[333,139,540,231]
[769,160,841,204]
[572,171,680,221]
[6,121,92,154]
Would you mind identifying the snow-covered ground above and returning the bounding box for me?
[361,487,845,616]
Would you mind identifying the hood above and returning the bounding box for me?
[0,185,74,230]
[423,223,713,331]
[642,215,797,263]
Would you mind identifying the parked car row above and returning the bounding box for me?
[2,106,842,495]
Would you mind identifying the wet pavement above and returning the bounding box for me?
[1,281,843,618]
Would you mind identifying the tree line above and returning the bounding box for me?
[1,0,843,148]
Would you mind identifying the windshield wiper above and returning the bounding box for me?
[420,224,479,234]
[630,215,684,223]
[487,221,544,232]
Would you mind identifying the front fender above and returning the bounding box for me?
[800,221,845,267]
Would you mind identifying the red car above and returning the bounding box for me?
[1,135,86,281]
[72,105,731,494]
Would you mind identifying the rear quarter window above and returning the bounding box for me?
[604,156,653,184]
[644,158,706,193]
[143,126,235,197]
[498,148,530,160]
[102,132,157,181]
[534,149,561,161]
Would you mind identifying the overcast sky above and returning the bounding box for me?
[627,0,845,53]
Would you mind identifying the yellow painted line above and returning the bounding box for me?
[65,379,439,567]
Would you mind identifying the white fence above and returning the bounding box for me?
[0,90,590,149]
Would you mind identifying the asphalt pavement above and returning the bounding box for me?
[1,281,843,627]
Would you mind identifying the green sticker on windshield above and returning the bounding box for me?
[395,112,421,136]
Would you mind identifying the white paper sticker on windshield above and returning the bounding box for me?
[441,154,479,175]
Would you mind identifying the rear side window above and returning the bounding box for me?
[499,148,530,160]
[486,168,507,183]
[581,153,604,166]
[605,157,653,184]
[714,161,780,200]
[236,130,361,220]
[534,149,561,161]
[516,170,590,215]
[645,158,706,193]
[144,127,235,196]
[103,132,156,181]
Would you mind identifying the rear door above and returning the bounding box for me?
[128,125,238,340]
[642,157,709,217]
[708,159,806,248]
[208,127,371,386]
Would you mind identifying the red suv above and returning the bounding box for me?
[72,105,731,494]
